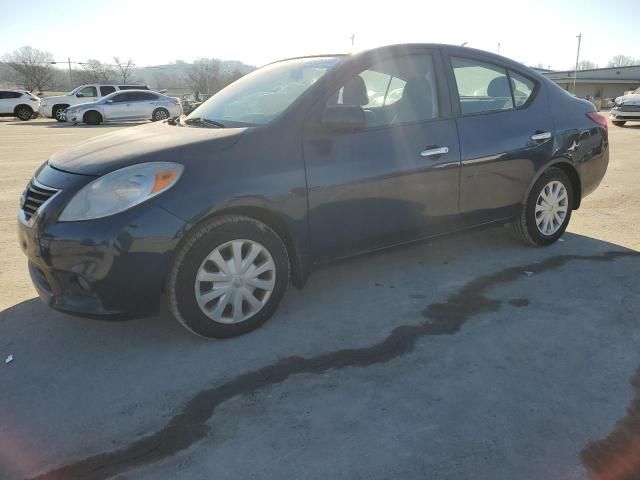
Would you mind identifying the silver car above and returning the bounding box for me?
[64,90,182,125]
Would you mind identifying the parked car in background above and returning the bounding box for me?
[39,83,150,121]
[64,90,182,125]
[0,89,40,121]
[18,44,609,339]
[610,86,640,126]
[182,93,211,114]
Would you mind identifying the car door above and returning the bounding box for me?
[303,50,461,262]
[131,92,158,119]
[104,92,133,120]
[445,52,554,224]
[75,86,98,104]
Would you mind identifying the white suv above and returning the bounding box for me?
[39,83,149,121]
[0,89,40,121]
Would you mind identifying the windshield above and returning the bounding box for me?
[187,56,343,126]
[67,86,82,96]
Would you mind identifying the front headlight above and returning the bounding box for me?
[59,162,184,221]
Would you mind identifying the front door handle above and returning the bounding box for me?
[530,131,552,141]
[420,146,449,158]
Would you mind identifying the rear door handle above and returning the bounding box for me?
[420,146,449,158]
[530,131,551,141]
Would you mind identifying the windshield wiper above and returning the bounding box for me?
[183,116,225,128]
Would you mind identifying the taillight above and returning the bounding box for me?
[586,111,608,134]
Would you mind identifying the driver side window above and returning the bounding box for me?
[77,86,97,98]
[329,54,439,128]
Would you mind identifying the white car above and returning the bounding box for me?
[39,83,149,121]
[64,90,183,125]
[0,89,40,121]
[610,86,640,127]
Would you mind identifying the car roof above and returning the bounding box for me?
[272,43,542,79]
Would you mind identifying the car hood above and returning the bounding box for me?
[68,100,102,109]
[614,93,640,105]
[42,95,70,103]
[49,122,247,176]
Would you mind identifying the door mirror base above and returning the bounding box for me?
[321,106,366,132]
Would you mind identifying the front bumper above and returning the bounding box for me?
[18,165,186,319]
[38,104,54,118]
[610,108,640,121]
[64,110,82,123]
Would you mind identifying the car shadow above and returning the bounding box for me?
[1,226,639,479]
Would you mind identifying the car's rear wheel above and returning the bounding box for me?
[612,121,626,127]
[83,111,102,125]
[168,215,289,339]
[15,105,33,121]
[152,108,169,121]
[53,105,68,122]
[513,167,573,246]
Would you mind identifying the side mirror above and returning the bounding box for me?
[106,99,114,104]
[321,105,365,132]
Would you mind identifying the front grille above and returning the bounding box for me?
[618,104,640,112]
[21,180,59,222]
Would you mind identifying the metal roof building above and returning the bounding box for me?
[540,65,640,100]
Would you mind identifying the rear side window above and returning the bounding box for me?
[452,58,514,114]
[100,86,116,96]
[509,71,535,107]
[110,93,129,103]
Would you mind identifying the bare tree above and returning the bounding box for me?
[577,59,598,70]
[76,60,115,84]
[2,46,55,92]
[607,55,639,68]
[186,58,221,94]
[114,57,135,83]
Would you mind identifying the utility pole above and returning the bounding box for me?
[573,33,582,94]
[350,34,355,48]
[67,57,73,85]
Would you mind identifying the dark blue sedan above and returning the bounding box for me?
[17,44,609,338]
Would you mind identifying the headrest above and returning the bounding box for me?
[487,76,511,99]
[342,75,368,106]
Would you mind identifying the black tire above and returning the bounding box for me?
[168,215,290,339]
[15,105,33,121]
[53,105,68,122]
[152,108,170,121]
[612,121,626,127]
[83,111,102,125]
[513,167,574,246]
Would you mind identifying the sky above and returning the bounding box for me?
[0,0,638,70]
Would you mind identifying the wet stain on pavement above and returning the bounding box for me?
[508,298,530,307]
[29,250,639,480]
[581,367,640,480]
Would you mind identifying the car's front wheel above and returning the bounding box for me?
[53,105,68,122]
[168,215,289,338]
[513,167,573,246]
[83,111,102,125]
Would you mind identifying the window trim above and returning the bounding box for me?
[447,54,540,118]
